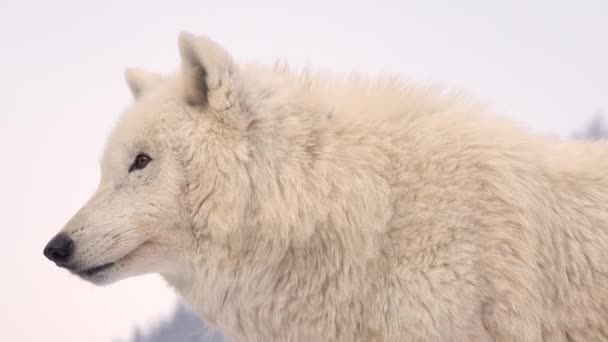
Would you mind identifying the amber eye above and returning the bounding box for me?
[129,153,152,173]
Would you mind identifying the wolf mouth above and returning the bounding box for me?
[79,262,115,277]
[75,240,150,278]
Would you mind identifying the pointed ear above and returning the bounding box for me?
[178,31,236,108]
[124,68,162,98]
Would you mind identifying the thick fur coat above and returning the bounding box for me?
[44,32,608,341]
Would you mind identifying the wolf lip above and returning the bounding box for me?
[78,262,115,277]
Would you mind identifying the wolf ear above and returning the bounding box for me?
[178,31,238,109]
[125,68,162,98]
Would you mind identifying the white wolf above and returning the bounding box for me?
[44,32,608,341]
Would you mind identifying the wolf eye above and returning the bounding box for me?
[129,153,152,173]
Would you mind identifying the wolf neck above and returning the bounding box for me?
[168,120,395,340]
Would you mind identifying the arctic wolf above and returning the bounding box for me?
[44,32,608,341]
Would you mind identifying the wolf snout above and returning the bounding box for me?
[43,233,74,266]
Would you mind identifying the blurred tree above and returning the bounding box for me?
[572,110,607,140]
[125,302,225,342]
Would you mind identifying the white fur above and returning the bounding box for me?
[46,32,608,341]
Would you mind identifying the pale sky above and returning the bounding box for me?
[0,1,606,341]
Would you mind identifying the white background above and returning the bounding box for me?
[0,1,606,341]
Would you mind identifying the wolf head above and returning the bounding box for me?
[42,32,312,286]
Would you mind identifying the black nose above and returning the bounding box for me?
[43,233,74,265]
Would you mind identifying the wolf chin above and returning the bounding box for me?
[44,31,608,341]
